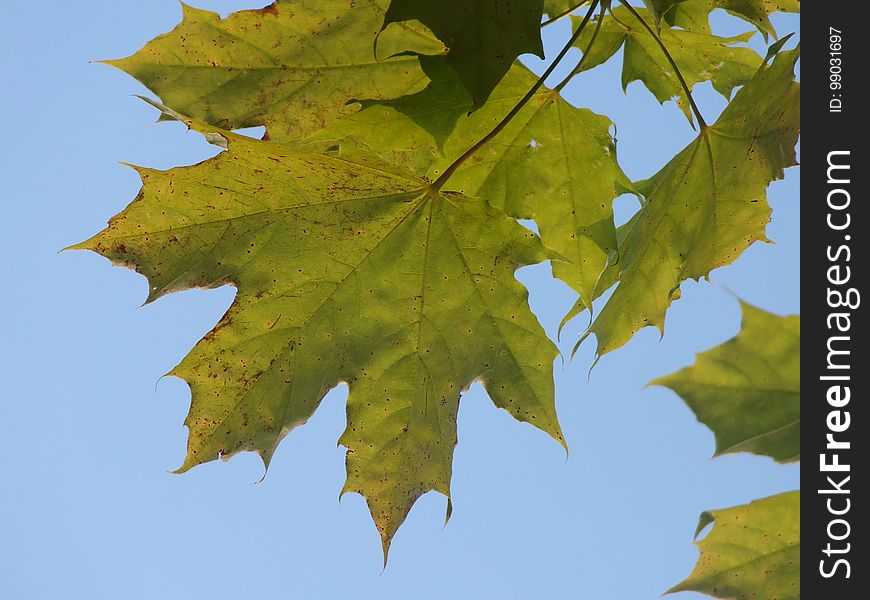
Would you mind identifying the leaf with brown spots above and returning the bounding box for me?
[670,491,800,600]
[580,46,799,357]
[105,0,445,144]
[70,101,564,559]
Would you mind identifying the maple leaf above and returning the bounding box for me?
[671,491,800,600]
[661,0,800,37]
[571,6,762,122]
[70,101,565,558]
[104,0,445,144]
[303,60,630,318]
[381,0,546,108]
[652,301,799,462]
[583,46,800,357]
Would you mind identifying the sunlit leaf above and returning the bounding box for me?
[71,101,564,558]
[105,0,444,143]
[584,47,799,357]
[664,0,801,37]
[652,301,799,462]
[571,6,762,121]
[670,491,800,600]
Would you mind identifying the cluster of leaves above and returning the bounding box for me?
[73,0,800,595]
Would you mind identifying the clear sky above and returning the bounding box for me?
[0,2,799,599]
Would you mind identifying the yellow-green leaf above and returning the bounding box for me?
[671,491,800,600]
[664,0,801,37]
[105,0,444,144]
[572,6,762,122]
[305,61,629,316]
[585,47,799,357]
[71,102,564,557]
[381,0,545,108]
[652,301,799,462]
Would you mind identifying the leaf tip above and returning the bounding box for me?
[95,56,130,72]
[443,497,453,528]
[379,535,393,571]
[644,375,670,390]
[173,445,208,475]
[60,239,92,253]
[178,1,214,22]
[662,581,686,596]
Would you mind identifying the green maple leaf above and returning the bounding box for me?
[104,0,445,144]
[584,46,799,357]
[572,6,762,122]
[303,60,630,317]
[652,301,799,462]
[381,0,545,108]
[663,0,801,37]
[70,101,565,557]
[671,491,800,600]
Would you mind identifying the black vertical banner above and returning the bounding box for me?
[803,2,866,598]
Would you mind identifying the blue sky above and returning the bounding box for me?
[0,2,799,598]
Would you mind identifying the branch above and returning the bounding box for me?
[433,0,602,191]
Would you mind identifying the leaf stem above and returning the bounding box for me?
[608,4,632,28]
[620,1,707,128]
[554,0,607,91]
[541,0,590,27]
[432,0,601,191]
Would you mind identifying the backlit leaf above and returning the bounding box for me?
[651,301,799,462]
[105,0,445,144]
[584,47,799,357]
[571,6,762,122]
[670,491,800,600]
[71,102,565,558]
[664,0,801,37]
